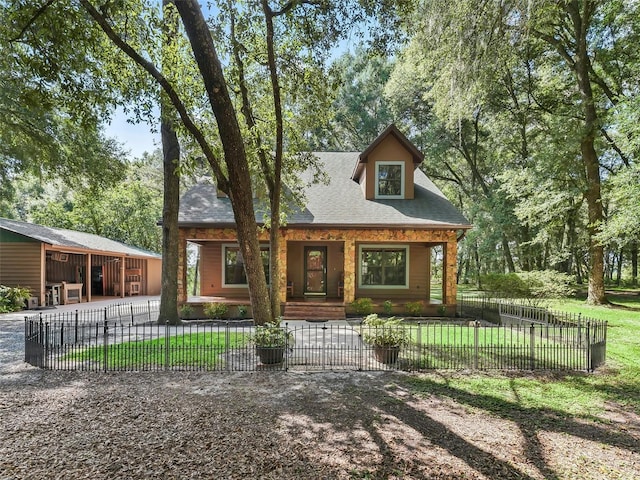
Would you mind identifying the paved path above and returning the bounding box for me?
[0,296,160,373]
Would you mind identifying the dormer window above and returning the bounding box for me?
[375,161,405,199]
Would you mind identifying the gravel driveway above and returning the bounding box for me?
[1,302,639,479]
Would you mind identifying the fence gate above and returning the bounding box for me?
[287,324,366,371]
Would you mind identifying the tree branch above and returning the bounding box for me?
[600,128,630,167]
[79,0,228,190]
[9,0,57,43]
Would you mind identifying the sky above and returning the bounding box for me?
[104,108,160,159]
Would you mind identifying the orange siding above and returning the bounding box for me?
[364,135,415,200]
[146,259,162,295]
[199,242,260,297]
[0,242,42,299]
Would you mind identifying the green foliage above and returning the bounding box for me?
[250,318,291,348]
[481,271,575,306]
[0,285,31,313]
[404,301,423,316]
[13,155,163,253]
[179,304,194,319]
[362,314,409,347]
[237,305,248,319]
[203,302,228,320]
[383,300,393,316]
[351,297,373,316]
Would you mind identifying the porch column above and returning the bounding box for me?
[443,235,458,305]
[86,253,92,303]
[278,235,288,304]
[177,231,188,303]
[425,246,431,302]
[343,238,356,304]
[119,256,125,299]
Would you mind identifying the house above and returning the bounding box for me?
[0,218,162,307]
[178,124,471,319]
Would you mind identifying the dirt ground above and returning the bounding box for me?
[0,365,638,480]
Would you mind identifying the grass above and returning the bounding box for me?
[66,332,249,369]
[409,288,640,419]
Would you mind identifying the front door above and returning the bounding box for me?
[304,246,327,296]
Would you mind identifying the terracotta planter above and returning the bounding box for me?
[373,345,401,364]
[256,346,285,365]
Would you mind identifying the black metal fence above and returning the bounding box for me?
[24,298,607,372]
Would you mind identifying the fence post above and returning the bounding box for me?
[103,308,108,372]
[473,322,479,370]
[75,310,79,345]
[148,300,152,323]
[130,304,134,325]
[417,323,422,369]
[164,320,170,371]
[586,321,592,371]
[225,322,230,373]
[284,322,289,372]
[44,321,50,369]
[359,320,364,371]
[529,324,535,370]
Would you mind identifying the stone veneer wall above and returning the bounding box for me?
[178,227,459,305]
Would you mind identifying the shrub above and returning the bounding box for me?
[351,297,373,315]
[251,318,292,347]
[179,304,194,319]
[405,300,423,317]
[480,271,575,306]
[203,302,228,319]
[382,300,393,316]
[437,305,447,315]
[362,314,409,346]
[237,305,248,319]
[480,273,529,298]
[0,285,31,313]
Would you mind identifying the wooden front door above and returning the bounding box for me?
[304,246,327,296]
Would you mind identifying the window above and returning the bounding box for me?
[359,245,409,288]
[223,244,270,287]
[375,161,404,199]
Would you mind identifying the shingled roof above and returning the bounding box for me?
[0,218,160,258]
[179,152,471,229]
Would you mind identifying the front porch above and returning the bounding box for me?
[178,226,461,321]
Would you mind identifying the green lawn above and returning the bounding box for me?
[66,332,249,369]
[409,288,640,418]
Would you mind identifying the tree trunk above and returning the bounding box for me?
[631,241,638,287]
[568,0,607,305]
[192,249,199,296]
[175,0,272,324]
[501,235,516,273]
[158,117,181,325]
[263,1,284,322]
[158,0,180,325]
[616,247,623,286]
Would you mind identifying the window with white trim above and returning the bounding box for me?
[359,245,409,288]
[222,244,270,287]
[375,161,404,199]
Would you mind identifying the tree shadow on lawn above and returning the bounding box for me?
[406,374,640,474]
[278,372,640,479]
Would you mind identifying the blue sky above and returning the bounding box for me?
[104,107,160,159]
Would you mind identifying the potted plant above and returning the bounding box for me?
[362,314,409,364]
[251,318,292,364]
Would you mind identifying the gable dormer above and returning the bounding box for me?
[351,124,424,200]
